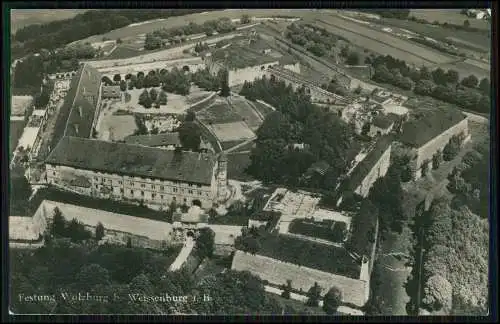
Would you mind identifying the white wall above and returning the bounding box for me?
[228,61,279,86]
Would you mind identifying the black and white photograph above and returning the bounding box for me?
[5,5,494,318]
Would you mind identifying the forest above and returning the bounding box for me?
[11,9,212,58]
[239,76,359,189]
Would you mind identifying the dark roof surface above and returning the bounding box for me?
[124,133,182,147]
[399,109,466,147]
[372,114,394,129]
[63,64,101,138]
[337,135,393,195]
[46,137,216,184]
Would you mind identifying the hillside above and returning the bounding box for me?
[10,9,89,33]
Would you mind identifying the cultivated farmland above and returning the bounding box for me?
[314,15,456,66]
[410,9,491,30]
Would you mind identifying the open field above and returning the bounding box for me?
[315,16,456,66]
[434,60,490,80]
[410,9,490,30]
[197,100,242,124]
[10,9,89,33]
[227,97,264,131]
[209,122,255,142]
[372,16,490,52]
[80,9,312,44]
[104,45,143,60]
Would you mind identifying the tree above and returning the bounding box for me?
[414,79,436,96]
[126,237,132,248]
[346,51,360,65]
[432,150,442,170]
[281,280,292,299]
[156,90,168,105]
[361,122,371,136]
[149,88,158,102]
[443,136,461,161]
[138,89,152,108]
[101,76,113,86]
[306,282,321,307]
[445,69,459,84]
[52,207,66,237]
[463,19,470,28]
[419,66,432,80]
[323,286,342,314]
[240,14,251,24]
[92,127,98,138]
[95,222,105,241]
[113,74,121,83]
[423,274,453,311]
[461,74,479,88]
[196,227,215,258]
[178,121,201,151]
[219,68,230,97]
[185,111,196,122]
[478,78,490,95]
[119,80,127,92]
[421,159,430,177]
[66,218,92,242]
[431,67,447,85]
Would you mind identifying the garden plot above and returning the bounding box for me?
[209,122,256,143]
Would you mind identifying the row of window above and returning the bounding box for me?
[94,184,205,197]
[92,176,203,189]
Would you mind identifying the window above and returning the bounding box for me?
[119,181,123,185]
[120,188,124,194]
[141,184,145,188]
[53,171,56,176]
[130,190,134,195]
[188,190,193,195]
[173,188,178,193]
[152,185,155,190]
[95,184,98,189]
[161,195,164,200]
[198,191,202,196]
[161,186,164,191]
[196,184,202,188]
[141,191,145,196]
[152,193,156,199]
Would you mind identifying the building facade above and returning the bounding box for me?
[45,137,228,209]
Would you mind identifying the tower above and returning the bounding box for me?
[216,153,228,202]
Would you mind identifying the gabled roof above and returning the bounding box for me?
[400,108,466,147]
[46,137,216,185]
[124,133,182,147]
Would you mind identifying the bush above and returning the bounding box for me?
[443,136,461,161]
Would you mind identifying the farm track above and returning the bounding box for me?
[316,18,452,65]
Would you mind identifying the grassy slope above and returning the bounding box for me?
[10,9,89,33]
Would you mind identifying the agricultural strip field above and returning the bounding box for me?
[410,9,490,30]
[80,9,317,44]
[434,60,490,80]
[372,16,491,51]
[314,16,456,66]
[209,122,255,142]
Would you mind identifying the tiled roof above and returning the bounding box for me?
[372,114,394,129]
[45,137,216,185]
[337,135,393,196]
[400,108,466,147]
[124,133,182,148]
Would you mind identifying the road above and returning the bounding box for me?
[169,237,195,271]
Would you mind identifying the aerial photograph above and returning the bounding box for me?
[8,7,491,316]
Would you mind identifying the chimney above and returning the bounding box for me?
[74,123,79,135]
[78,106,83,117]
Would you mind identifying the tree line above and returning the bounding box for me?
[144,18,237,50]
[12,9,211,58]
[285,23,346,58]
[369,54,490,114]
